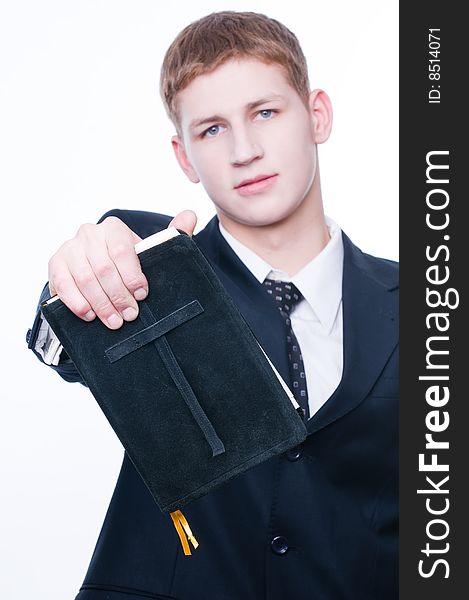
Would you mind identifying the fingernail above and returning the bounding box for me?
[84,310,96,321]
[134,288,147,301]
[122,307,137,321]
[107,313,123,329]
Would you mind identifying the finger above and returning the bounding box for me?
[48,257,96,322]
[105,226,148,302]
[64,248,124,329]
[81,236,138,327]
[169,210,197,236]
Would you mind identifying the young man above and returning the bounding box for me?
[29,11,398,600]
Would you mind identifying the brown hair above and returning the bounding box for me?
[160,11,310,132]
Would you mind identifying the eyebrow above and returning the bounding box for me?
[189,95,284,131]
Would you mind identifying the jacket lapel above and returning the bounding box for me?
[195,218,399,436]
[307,233,399,434]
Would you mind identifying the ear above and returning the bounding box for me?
[308,89,333,144]
[171,135,200,183]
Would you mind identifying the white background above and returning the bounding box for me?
[0,1,398,598]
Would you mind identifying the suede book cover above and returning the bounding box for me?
[41,229,307,514]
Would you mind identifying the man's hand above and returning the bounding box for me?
[48,210,197,329]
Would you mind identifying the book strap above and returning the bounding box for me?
[107,300,225,458]
[154,334,226,457]
[105,300,204,363]
[170,510,199,556]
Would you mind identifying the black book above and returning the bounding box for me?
[41,228,306,553]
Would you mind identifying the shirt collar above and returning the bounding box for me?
[218,217,344,334]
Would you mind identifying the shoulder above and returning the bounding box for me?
[360,251,399,280]
[98,208,174,239]
[342,232,399,290]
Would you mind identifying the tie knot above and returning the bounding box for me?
[263,278,303,316]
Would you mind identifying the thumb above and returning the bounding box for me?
[130,231,143,245]
[168,210,197,237]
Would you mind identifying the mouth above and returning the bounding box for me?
[234,174,278,196]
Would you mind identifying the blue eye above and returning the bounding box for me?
[203,125,221,137]
[258,109,274,119]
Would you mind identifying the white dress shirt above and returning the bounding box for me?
[218,217,344,418]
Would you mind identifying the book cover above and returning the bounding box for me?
[41,229,307,515]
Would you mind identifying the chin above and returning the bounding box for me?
[241,211,295,228]
[219,197,301,228]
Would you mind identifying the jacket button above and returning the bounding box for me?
[286,446,302,461]
[271,536,289,555]
[26,328,32,344]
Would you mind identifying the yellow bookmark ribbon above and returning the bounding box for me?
[170,510,199,556]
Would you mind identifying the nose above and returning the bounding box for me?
[230,125,263,166]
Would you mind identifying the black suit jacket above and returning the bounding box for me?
[29,209,399,600]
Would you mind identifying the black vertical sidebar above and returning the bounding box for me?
[400,2,467,598]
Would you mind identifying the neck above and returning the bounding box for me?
[218,176,330,277]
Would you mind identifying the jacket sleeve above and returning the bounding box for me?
[27,283,86,384]
[26,208,174,386]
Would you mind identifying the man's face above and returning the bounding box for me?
[172,59,329,229]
